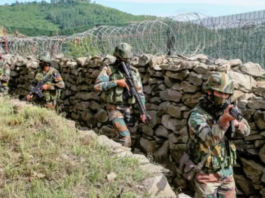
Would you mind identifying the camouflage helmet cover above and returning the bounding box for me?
[113,43,132,59]
[203,72,234,94]
[38,51,51,64]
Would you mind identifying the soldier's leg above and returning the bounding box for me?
[194,172,221,198]
[217,168,236,198]
[124,107,137,147]
[107,108,131,147]
[39,100,56,110]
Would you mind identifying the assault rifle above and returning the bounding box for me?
[225,98,243,138]
[28,74,51,99]
[119,62,150,125]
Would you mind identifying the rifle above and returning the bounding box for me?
[119,61,150,125]
[28,74,52,99]
[226,98,243,138]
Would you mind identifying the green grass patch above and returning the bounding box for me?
[0,96,150,198]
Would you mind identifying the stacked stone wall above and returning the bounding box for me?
[5,53,265,197]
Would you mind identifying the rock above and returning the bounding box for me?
[144,85,153,94]
[107,172,117,182]
[259,144,265,163]
[75,92,100,101]
[155,125,170,138]
[166,105,182,119]
[234,174,256,196]
[147,110,160,128]
[164,76,177,88]
[229,59,242,67]
[153,141,170,164]
[76,57,87,66]
[165,70,189,81]
[228,70,257,92]
[170,144,186,166]
[140,138,157,153]
[217,63,231,73]
[172,83,182,91]
[138,54,152,66]
[162,114,186,132]
[157,102,170,116]
[95,109,108,123]
[138,123,154,136]
[255,140,265,148]
[188,71,203,86]
[74,101,90,111]
[181,81,200,93]
[248,99,265,110]
[254,111,265,130]
[231,90,245,102]
[193,63,208,74]
[240,62,265,77]
[160,89,182,102]
[182,92,203,108]
[142,175,177,198]
[241,158,264,184]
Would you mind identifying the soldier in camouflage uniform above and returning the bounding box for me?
[94,43,148,147]
[26,52,65,110]
[187,72,250,198]
[0,54,10,93]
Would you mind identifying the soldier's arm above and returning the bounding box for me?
[45,70,65,90]
[1,63,10,82]
[94,66,117,92]
[188,110,228,147]
[135,70,145,105]
[235,118,250,136]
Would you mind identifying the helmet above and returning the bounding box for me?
[203,72,234,94]
[113,43,132,59]
[38,51,51,64]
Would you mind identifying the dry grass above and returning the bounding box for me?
[0,96,151,198]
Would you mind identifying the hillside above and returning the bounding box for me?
[0,96,152,198]
[0,1,156,36]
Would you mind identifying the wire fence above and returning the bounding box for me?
[2,10,265,67]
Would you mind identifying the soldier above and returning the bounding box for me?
[26,52,65,110]
[94,43,148,147]
[187,72,250,198]
[0,54,10,94]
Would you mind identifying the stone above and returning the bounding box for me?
[99,126,117,138]
[158,84,167,91]
[95,109,108,123]
[164,76,177,88]
[140,138,157,153]
[231,90,245,102]
[172,83,182,91]
[157,102,170,116]
[229,59,242,67]
[247,99,265,110]
[138,54,152,66]
[259,144,265,163]
[138,123,154,136]
[89,101,101,111]
[228,70,257,92]
[193,63,208,74]
[160,89,182,102]
[234,174,256,196]
[155,125,170,138]
[240,62,265,77]
[75,92,100,101]
[153,141,170,164]
[181,81,200,93]
[142,175,177,198]
[170,144,186,166]
[165,70,189,81]
[241,158,264,184]
[182,92,203,108]
[76,57,87,66]
[74,101,90,111]
[188,71,203,86]
[107,172,117,182]
[147,110,160,128]
[146,103,158,110]
[166,105,182,118]
[144,85,153,94]
[162,115,186,132]
[254,110,265,130]
[255,140,265,148]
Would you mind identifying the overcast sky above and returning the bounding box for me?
[0,0,264,17]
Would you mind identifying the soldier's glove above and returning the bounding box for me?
[218,105,235,130]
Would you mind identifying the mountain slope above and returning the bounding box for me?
[0,1,156,36]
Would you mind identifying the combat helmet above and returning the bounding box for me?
[38,51,52,64]
[113,43,132,59]
[203,72,234,94]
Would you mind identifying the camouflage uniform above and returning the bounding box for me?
[94,43,145,147]
[187,72,250,198]
[29,52,65,110]
[0,59,10,93]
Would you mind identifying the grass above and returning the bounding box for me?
[0,96,151,198]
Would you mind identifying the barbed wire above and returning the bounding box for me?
[1,12,265,66]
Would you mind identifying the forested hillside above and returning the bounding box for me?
[0,1,156,36]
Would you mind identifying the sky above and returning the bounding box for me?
[0,0,265,17]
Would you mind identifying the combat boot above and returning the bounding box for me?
[119,136,131,147]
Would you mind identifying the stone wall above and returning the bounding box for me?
[5,53,265,197]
